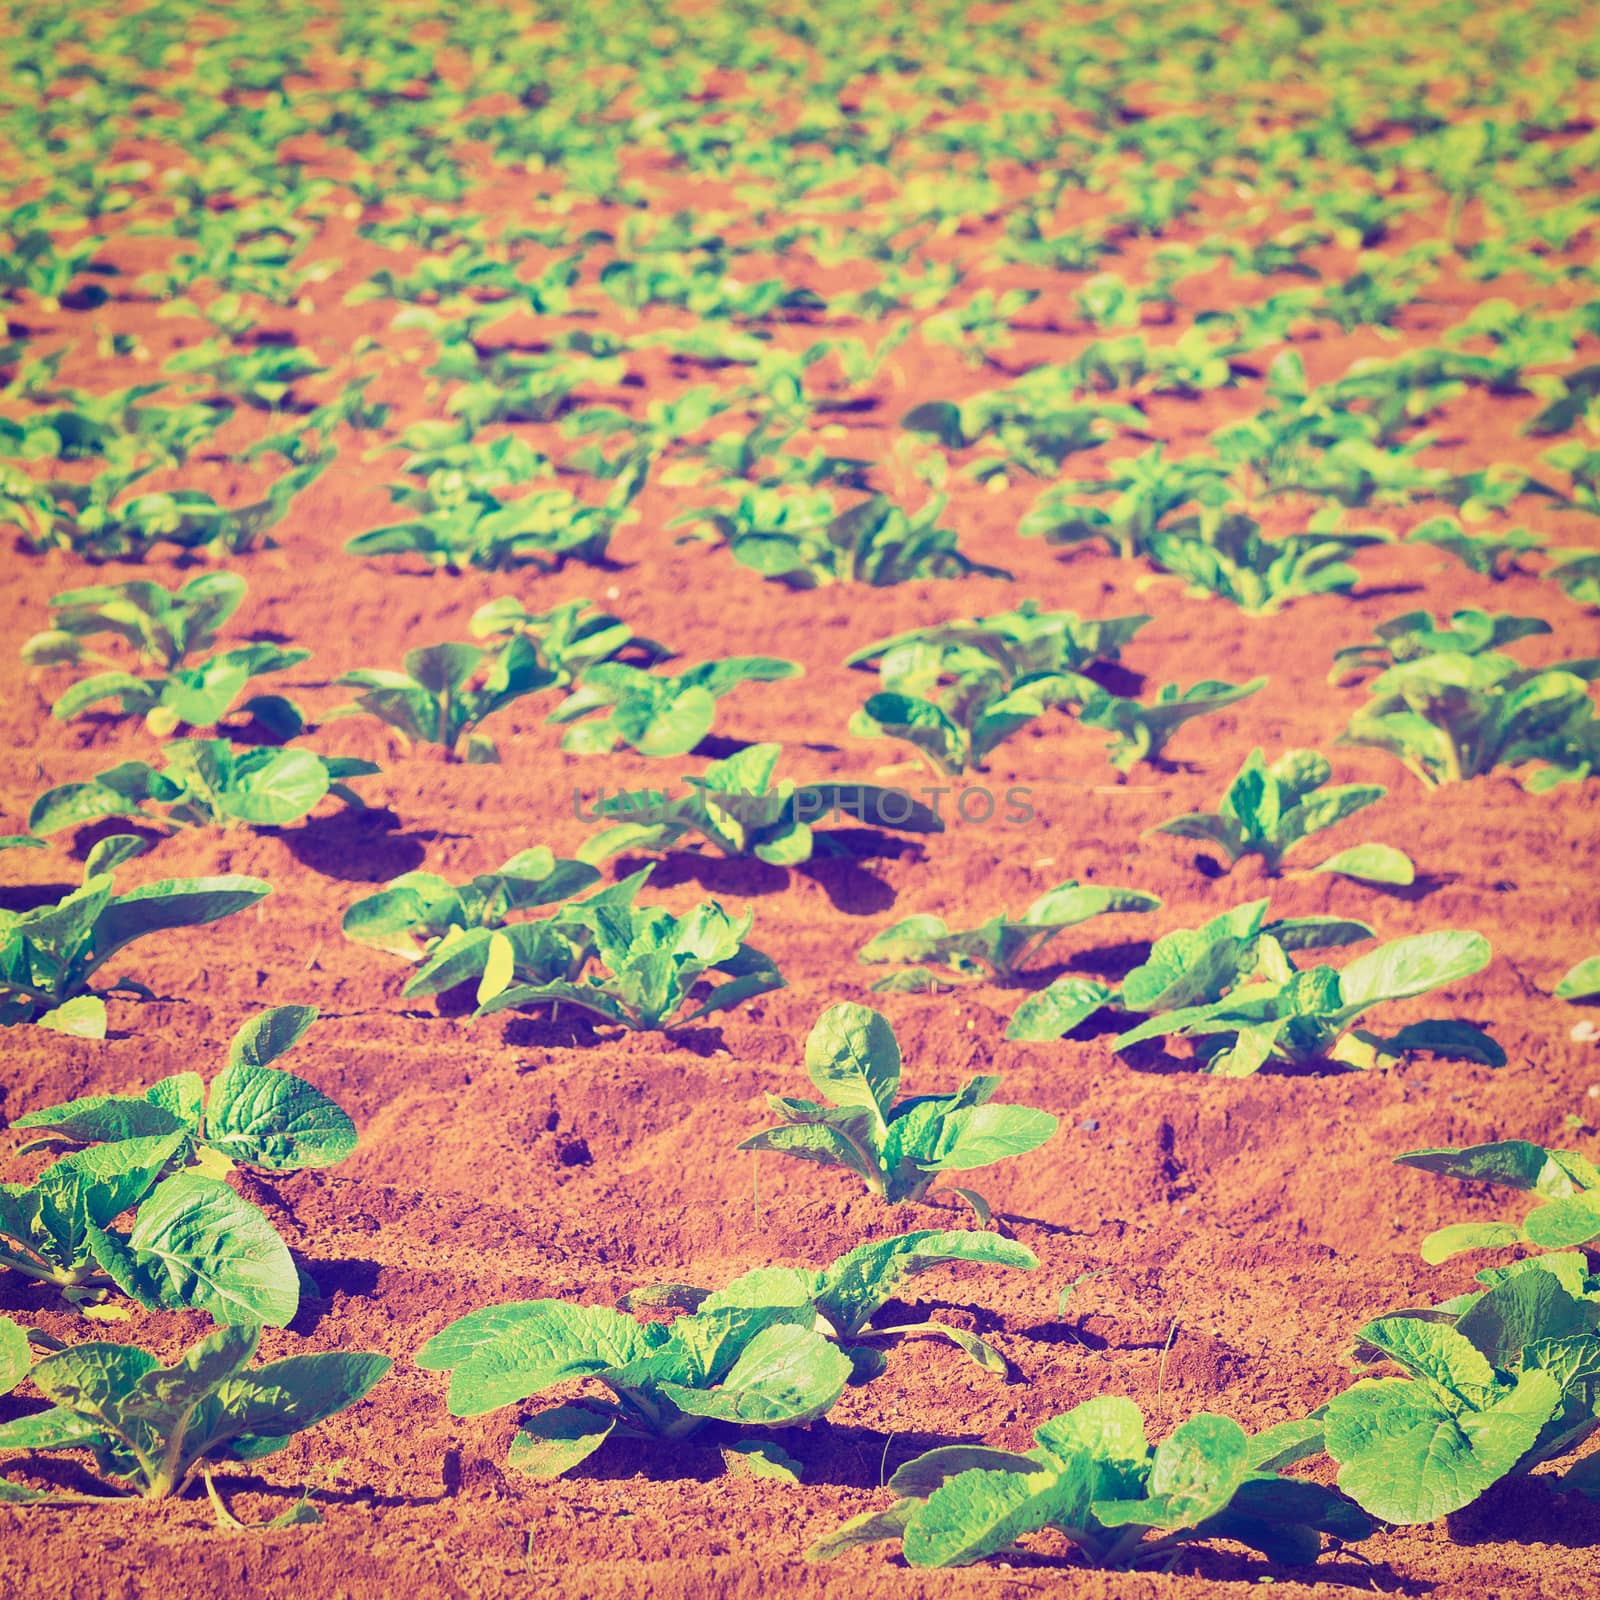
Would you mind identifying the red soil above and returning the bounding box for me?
[3,68,1600,1600]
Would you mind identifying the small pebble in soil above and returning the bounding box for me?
[1570,1020,1600,1044]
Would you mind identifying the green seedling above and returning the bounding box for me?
[1407,517,1545,579]
[21,574,246,673]
[1111,928,1498,1075]
[809,1397,1365,1569]
[476,898,784,1030]
[0,1321,388,1503]
[1324,1255,1600,1523]
[1329,609,1553,684]
[1078,678,1266,771]
[549,657,802,759]
[347,486,628,573]
[29,742,379,836]
[1153,749,1412,884]
[0,1139,298,1325]
[343,852,645,1003]
[10,1005,357,1177]
[334,638,556,762]
[578,743,944,867]
[860,880,1161,993]
[739,1003,1056,1214]
[0,835,268,1036]
[1341,651,1600,789]
[418,1230,1033,1480]
[1019,447,1231,562]
[684,490,1011,588]
[1007,898,1376,1043]
[1147,514,1387,615]
[468,596,671,684]
[1394,1140,1600,1262]
[1555,958,1600,1003]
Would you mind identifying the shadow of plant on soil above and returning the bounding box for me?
[280,806,430,882]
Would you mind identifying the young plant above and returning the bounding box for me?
[1111,929,1498,1075]
[1153,749,1412,884]
[9,1005,357,1178]
[1406,517,1545,579]
[1018,446,1231,562]
[843,607,1143,778]
[343,851,643,1002]
[686,490,1011,588]
[1329,608,1552,684]
[1555,957,1600,1003]
[1393,1140,1600,1262]
[0,835,268,1037]
[0,1321,389,1504]
[1006,898,1376,1043]
[860,880,1161,992]
[37,639,308,740]
[1078,678,1266,772]
[1146,514,1387,615]
[809,1397,1366,1569]
[0,1135,299,1324]
[28,742,379,836]
[417,1230,1032,1480]
[475,899,784,1030]
[334,638,556,762]
[549,657,802,759]
[346,485,628,573]
[739,1003,1056,1215]
[1341,651,1600,789]
[468,596,670,685]
[1323,1255,1600,1523]
[578,744,944,867]
[21,574,246,674]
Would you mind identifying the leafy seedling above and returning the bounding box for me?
[578,743,944,867]
[0,835,268,1036]
[1147,513,1387,615]
[1341,651,1600,789]
[476,899,784,1030]
[1006,898,1376,1043]
[1111,928,1499,1075]
[549,657,802,759]
[343,852,647,1002]
[334,638,556,762]
[739,1003,1056,1215]
[0,1321,389,1503]
[29,741,379,835]
[1324,1255,1600,1523]
[1394,1140,1600,1262]
[21,573,246,673]
[809,1396,1366,1568]
[468,596,671,684]
[9,1005,357,1176]
[1078,678,1266,771]
[860,880,1161,996]
[1329,608,1553,685]
[418,1230,1033,1479]
[0,1136,300,1324]
[1152,748,1412,884]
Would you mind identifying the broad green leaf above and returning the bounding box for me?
[206,1061,357,1170]
[917,1105,1058,1171]
[506,1403,617,1478]
[1312,844,1416,886]
[721,1439,803,1482]
[416,1300,660,1416]
[227,1006,317,1071]
[213,1350,392,1460]
[91,1173,299,1326]
[804,1003,900,1119]
[1421,1222,1523,1265]
[658,1322,851,1424]
[1337,930,1490,1014]
[35,995,107,1038]
[1006,977,1115,1041]
[221,750,329,825]
[0,1319,30,1394]
[1554,957,1600,1002]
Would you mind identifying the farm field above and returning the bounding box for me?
[3,0,1600,1596]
